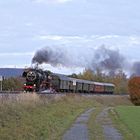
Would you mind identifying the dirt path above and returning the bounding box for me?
[95,107,123,140]
[63,107,123,140]
[62,108,94,140]
[63,95,132,140]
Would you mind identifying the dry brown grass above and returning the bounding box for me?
[0,93,64,107]
[0,93,97,140]
[0,93,40,105]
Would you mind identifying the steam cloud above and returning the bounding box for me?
[32,45,140,76]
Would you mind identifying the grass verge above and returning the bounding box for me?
[110,106,140,140]
[0,94,97,140]
[88,105,105,140]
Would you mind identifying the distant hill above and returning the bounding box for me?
[0,68,24,78]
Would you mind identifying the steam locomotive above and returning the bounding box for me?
[22,68,51,92]
[22,68,115,94]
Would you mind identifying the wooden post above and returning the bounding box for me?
[0,76,3,91]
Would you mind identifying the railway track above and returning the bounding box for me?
[0,91,128,95]
[0,91,21,94]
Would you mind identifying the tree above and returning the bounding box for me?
[128,77,140,105]
[68,73,78,78]
[113,70,128,94]
[3,77,23,91]
[77,69,94,81]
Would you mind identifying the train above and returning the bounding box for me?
[22,68,115,94]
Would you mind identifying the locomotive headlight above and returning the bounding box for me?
[33,84,36,87]
[24,83,26,86]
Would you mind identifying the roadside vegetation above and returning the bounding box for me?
[112,106,140,140]
[2,77,23,91]
[87,95,133,140]
[0,94,97,140]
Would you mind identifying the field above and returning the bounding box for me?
[0,93,140,140]
[0,93,97,140]
[114,106,140,140]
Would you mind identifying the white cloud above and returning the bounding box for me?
[97,35,119,40]
[38,35,64,40]
[56,0,73,3]
[129,36,140,45]
[35,34,133,46]
[25,22,33,27]
[35,35,85,43]
[0,64,31,68]
[33,0,73,4]
[0,52,34,56]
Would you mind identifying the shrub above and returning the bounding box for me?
[128,77,140,105]
[3,77,23,91]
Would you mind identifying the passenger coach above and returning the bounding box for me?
[50,73,115,94]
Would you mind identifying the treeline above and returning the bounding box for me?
[69,69,128,94]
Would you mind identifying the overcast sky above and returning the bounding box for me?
[0,0,140,74]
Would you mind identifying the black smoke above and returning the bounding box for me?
[32,45,140,77]
[32,47,66,66]
[93,46,125,72]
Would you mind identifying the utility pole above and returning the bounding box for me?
[0,76,3,91]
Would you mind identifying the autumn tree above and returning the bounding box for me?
[128,77,140,105]
[112,70,128,94]
[77,69,94,81]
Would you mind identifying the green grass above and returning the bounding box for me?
[113,106,140,140]
[0,94,97,140]
[88,106,104,140]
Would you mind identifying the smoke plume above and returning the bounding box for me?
[131,62,140,76]
[93,46,125,72]
[32,45,127,74]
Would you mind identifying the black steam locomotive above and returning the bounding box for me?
[22,68,115,94]
[22,68,52,92]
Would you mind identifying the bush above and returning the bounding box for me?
[128,77,140,105]
[3,77,23,91]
